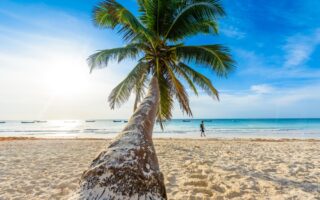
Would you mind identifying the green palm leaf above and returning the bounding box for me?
[165,62,192,116]
[156,74,174,129]
[94,0,153,42]
[137,0,175,36]
[164,0,225,41]
[88,44,141,73]
[178,62,219,99]
[172,63,199,96]
[175,45,235,77]
[133,73,148,111]
[108,62,149,109]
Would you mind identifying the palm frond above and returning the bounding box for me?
[108,62,149,109]
[133,73,148,111]
[138,0,178,36]
[165,62,192,116]
[175,45,235,77]
[171,62,198,96]
[178,62,219,99]
[93,0,153,42]
[164,0,225,41]
[156,73,174,129]
[88,44,141,73]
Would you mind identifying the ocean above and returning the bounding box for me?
[1,118,320,139]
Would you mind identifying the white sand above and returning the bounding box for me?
[0,138,319,199]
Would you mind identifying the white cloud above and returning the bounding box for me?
[235,48,320,79]
[220,25,246,39]
[284,28,320,68]
[182,83,320,118]
[270,84,320,106]
[250,84,274,94]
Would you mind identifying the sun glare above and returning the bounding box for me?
[42,55,90,96]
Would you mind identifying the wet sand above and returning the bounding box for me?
[0,138,319,199]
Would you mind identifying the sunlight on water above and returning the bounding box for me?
[0,119,319,139]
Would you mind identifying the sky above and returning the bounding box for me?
[0,0,319,120]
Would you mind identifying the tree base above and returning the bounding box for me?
[71,130,166,200]
[71,77,166,200]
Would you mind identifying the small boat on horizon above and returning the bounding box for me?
[182,120,191,122]
[35,120,47,123]
[85,120,96,123]
[21,121,35,124]
[113,120,122,123]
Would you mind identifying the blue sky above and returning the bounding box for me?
[0,0,320,120]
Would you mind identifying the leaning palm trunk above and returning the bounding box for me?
[72,77,167,200]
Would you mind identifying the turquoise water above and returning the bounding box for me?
[0,119,319,139]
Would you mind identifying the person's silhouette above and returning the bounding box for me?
[200,121,206,137]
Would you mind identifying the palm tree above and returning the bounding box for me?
[74,0,234,199]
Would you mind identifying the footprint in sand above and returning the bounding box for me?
[166,174,177,186]
[262,168,277,173]
[191,187,213,197]
[183,180,208,187]
[211,184,226,193]
[225,174,242,180]
[225,191,246,199]
[186,166,203,174]
[189,174,207,179]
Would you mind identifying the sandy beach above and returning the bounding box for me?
[0,138,319,200]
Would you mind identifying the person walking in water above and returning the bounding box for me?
[200,121,206,137]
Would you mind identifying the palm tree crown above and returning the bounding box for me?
[88,0,235,126]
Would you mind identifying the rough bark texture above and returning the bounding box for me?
[71,77,167,200]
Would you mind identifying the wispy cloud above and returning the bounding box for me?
[235,47,320,80]
[184,82,320,118]
[250,84,274,94]
[283,28,320,68]
[220,25,246,39]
